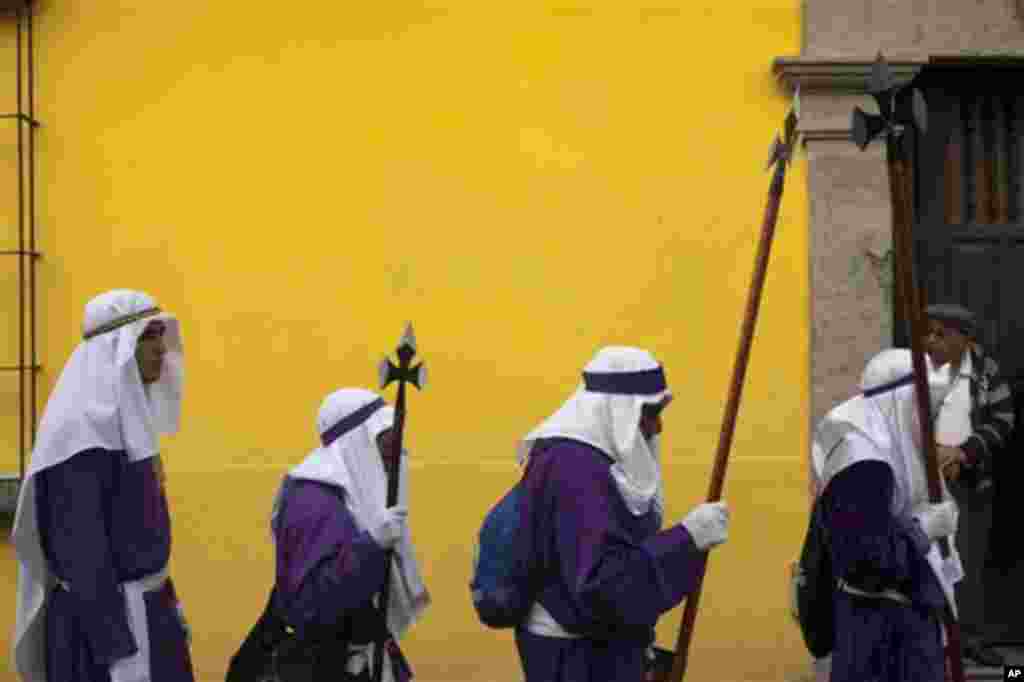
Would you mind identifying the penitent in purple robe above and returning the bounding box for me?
[513,438,704,682]
[34,449,193,682]
[821,460,946,682]
[271,477,411,681]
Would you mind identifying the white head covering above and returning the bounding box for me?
[517,346,672,517]
[10,289,184,681]
[812,348,963,616]
[928,350,973,448]
[809,349,955,497]
[271,388,430,640]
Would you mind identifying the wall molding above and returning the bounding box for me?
[773,54,1024,94]
[771,57,926,93]
[801,128,853,144]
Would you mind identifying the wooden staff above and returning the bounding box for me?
[666,91,801,682]
[373,322,427,682]
[852,53,964,682]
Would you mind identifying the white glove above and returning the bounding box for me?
[912,495,959,525]
[914,501,956,541]
[368,505,408,550]
[680,501,729,551]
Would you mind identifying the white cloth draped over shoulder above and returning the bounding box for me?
[812,348,964,619]
[515,346,672,640]
[270,388,430,641]
[11,289,184,682]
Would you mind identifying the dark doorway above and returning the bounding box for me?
[900,59,1024,651]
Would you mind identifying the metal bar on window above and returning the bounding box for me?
[992,95,1010,224]
[976,94,994,225]
[1014,95,1023,223]
[962,94,976,225]
[946,98,964,225]
[28,5,36,450]
[16,7,25,481]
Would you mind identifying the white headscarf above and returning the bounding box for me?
[271,388,430,640]
[10,289,184,682]
[928,351,973,448]
[812,348,963,616]
[809,350,957,497]
[517,346,672,517]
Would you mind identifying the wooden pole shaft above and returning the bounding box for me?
[667,161,788,682]
[373,357,411,682]
[887,137,965,682]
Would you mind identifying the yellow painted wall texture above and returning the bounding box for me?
[0,2,809,681]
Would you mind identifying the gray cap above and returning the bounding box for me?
[925,303,976,336]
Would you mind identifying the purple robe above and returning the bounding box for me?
[271,477,411,680]
[34,449,193,682]
[821,460,946,682]
[513,438,704,682]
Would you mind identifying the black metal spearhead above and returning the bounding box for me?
[371,321,426,682]
[852,106,887,150]
[766,87,801,171]
[851,52,927,152]
[868,53,895,118]
[378,322,427,392]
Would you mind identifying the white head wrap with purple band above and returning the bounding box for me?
[518,346,672,517]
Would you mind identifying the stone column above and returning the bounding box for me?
[772,61,923,427]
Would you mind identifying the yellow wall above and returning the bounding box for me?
[0,2,810,681]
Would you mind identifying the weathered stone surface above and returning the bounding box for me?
[792,0,1024,437]
[804,0,1024,59]
[808,137,892,425]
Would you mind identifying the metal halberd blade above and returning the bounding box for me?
[378,357,393,390]
[398,322,416,354]
[766,87,802,170]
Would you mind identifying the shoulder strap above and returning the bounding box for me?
[816,436,847,497]
[811,437,847,546]
[810,494,828,545]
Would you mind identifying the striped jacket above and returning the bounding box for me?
[960,343,1015,487]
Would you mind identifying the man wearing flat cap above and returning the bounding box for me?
[924,302,1015,668]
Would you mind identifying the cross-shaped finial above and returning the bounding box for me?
[378,321,427,391]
